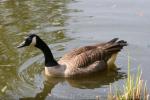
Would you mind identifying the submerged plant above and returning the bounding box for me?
[107,55,149,100]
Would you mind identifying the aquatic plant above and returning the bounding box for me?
[107,55,149,100]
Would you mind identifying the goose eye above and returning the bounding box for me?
[24,38,32,45]
[26,38,32,41]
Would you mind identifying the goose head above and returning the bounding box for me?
[17,34,38,48]
[17,34,58,67]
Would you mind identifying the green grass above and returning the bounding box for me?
[107,55,149,100]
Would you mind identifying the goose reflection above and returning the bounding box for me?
[19,69,126,100]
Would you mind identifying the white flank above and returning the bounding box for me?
[107,53,118,67]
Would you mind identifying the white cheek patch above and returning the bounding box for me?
[30,37,36,46]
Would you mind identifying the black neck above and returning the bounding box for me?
[35,37,58,67]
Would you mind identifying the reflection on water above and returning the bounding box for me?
[0,0,72,99]
[1,0,149,99]
[19,70,126,100]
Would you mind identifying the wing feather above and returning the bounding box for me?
[60,46,97,61]
[59,38,127,69]
[73,48,104,68]
[59,47,105,68]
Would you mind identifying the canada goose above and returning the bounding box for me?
[17,34,127,77]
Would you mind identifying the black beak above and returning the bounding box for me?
[17,41,27,48]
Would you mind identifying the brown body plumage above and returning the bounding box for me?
[56,38,127,77]
[17,34,127,77]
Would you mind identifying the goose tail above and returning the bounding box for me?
[105,38,127,68]
[105,38,128,54]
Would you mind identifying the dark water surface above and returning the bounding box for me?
[0,0,150,99]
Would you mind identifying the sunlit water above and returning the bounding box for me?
[0,0,150,100]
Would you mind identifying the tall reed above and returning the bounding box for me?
[107,55,149,100]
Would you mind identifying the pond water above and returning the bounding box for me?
[0,0,150,100]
